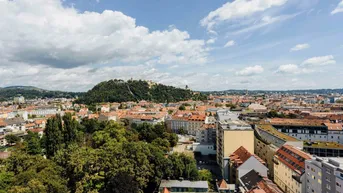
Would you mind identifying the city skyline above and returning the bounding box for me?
[1,0,343,92]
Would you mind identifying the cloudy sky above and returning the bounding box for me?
[0,0,342,91]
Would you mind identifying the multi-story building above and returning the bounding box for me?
[254,124,303,179]
[268,118,343,144]
[188,115,206,135]
[195,123,216,143]
[305,157,343,193]
[229,146,268,184]
[13,96,25,104]
[216,110,254,180]
[169,116,188,133]
[303,141,343,157]
[274,145,312,193]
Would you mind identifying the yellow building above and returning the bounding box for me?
[274,145,311,193]
[216,119,254,180]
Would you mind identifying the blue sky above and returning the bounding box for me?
[0,0,342,91]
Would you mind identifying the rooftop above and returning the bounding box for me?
[267,118,329,127]
[159,180,208,189]
[304,141,343,149]
[257,124,298,142]
[275,145,311,175]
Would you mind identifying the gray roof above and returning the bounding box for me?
[159,180,208,189]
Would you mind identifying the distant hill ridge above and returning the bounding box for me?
[0,86,81,101]
[76,79,206,104]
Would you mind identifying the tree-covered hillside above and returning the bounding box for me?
[0,86,82,101]
[77,79,207,104]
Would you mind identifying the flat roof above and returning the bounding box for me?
[304,141,343,149]
[267,118,328,127]
[159,180,208,189]
[257,124,298,141]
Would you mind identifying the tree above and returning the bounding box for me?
[44,115,63,159]
[4,152,68,193]
[24,131,42,155]
[168,109,173,115]
[5,135,20,145]
[62,113,78,146]
[179,105,186,110]
[178,127,186,135]
[152,138,170,152]
[198,169,212,181]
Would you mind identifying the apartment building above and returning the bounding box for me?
[216,110,254,180]
[188,115,206,135]
[268,118,343,144]
[274,145,312,193]
[255,124,303,179]
[303,141,343,157]
[195,123,216,143]
[305,157,343,193]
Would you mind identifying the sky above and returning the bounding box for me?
[0,0,343,92]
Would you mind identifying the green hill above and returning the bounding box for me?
[77,79,206,104]
[0,86,82,101]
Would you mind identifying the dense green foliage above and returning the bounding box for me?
[77,79,207,104]
[0,114,208,193]
[5,135,20,145]
[0,86,81,101]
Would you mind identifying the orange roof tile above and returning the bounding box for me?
[162,187,170,193]
[217,179,228,189]
[275,145,311,175]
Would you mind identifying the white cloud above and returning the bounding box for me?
[230,13,300,35]
[290,43,310,52]
[301,55,336,66]
[331,0,343,15]
[0,0,207,68]
[200,0,288,31]
[236,65,264,76]
[276,64,312,74]
[224,40,235,47]
[206,38,216,44]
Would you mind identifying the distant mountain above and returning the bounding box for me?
[76,79,206,104]
[202,88,343,95]
[0,86,82,101]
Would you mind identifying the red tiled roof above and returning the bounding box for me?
[230,146,252,165]
[162,187,170,193]
[230,146,266,167]
[324,123,343,131]
[217,179,228,189]
[275,145,311,175]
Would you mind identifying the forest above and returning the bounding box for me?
[76,79,207,104]
[0,114,212,193]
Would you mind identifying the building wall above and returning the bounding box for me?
[305,160,322,193]
[223,130,254,158]
[274,159,302,193]
[235,157,268,184]
[196,128,216,143]
[190,143,216,155]
[255,137,277,179]
[336,169,343,193]
[322,162,337,193]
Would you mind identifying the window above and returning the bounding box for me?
[327,184,331,190]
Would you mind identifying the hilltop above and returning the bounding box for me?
[0,86,82,101]
[76,79,206,104]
